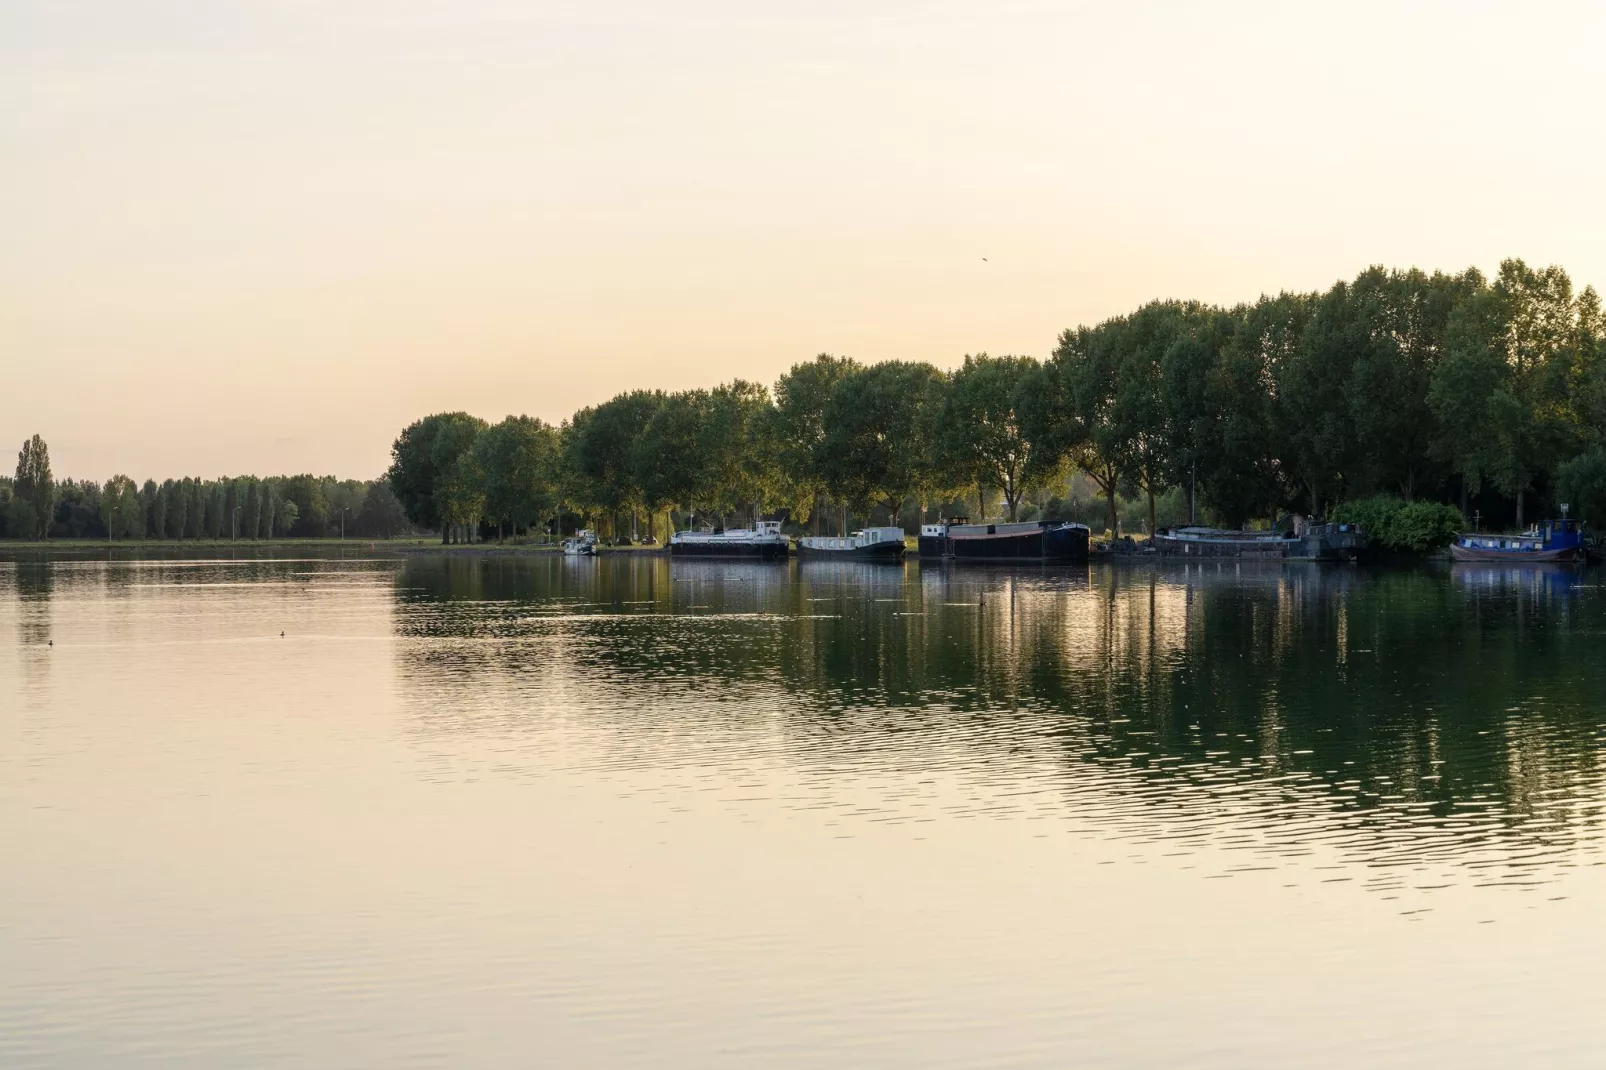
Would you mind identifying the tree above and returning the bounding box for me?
[1040,323,1128,536]
[566,392,661,537]
[1556,447,1606,526]
[282,475,331,537]
[819,361,946,525]
[13,434,55,540]
[354,480,410,538]
[633,390,712,529]
[275,498,300,535]
[472,415,561,539]
[387,412,487,541]
[1431,260,1586,528]
[1342,267,1482,500]
[102,475,141,538]
[1273,287,1355,515]
[700,380,774,525]
[938,354,1043,521]
[1196,303,1285,526]
[771,354,860,532]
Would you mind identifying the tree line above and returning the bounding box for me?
[12,258,1603,544]
[386,259,1606,543]
[1,435,415,541]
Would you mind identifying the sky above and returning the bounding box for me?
[4,0,1605,480]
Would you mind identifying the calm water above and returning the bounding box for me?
[4,553,1606,1068]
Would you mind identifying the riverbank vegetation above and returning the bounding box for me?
[9,258,1605,547]
[383,259,1606,545]
[1,436,418,542]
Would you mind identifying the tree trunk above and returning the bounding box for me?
[1147,484,1156,536]
[1187,464,1196,525]
[1459,476,1468,518]
[1105,481,1119,538]
[1516,488,1525,531]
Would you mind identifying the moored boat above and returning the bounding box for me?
[918,517,965,558]
[561,529,598,556]
[1449,517,1583,564]
[924,518,1090,563]
[1285,522,1369,562]
[669,520,790,559]
[1152,526,1294,558]
[797,526,905,561]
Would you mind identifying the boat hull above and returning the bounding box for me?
[1449,544,1581,564]
[947,524,1089,563]
[796,542,904,561]
[669,541,789,560]
[1153,532,1291,558]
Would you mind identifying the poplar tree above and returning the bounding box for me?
[13,434,55,539]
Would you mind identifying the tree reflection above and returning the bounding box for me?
[391,557,1606,886]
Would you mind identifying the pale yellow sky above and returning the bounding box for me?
[4,0,1604,479]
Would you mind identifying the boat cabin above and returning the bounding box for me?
[1457,518,1580,553]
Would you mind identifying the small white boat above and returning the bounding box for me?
[561,529,598,556]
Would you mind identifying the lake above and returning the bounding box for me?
[4,552,1605,1068]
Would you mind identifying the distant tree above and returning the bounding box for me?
[387,412,487,540]
[162,479,184,539]
[471,415,561,540]
[633,390,712,529]
[281,474,330,537]
[275,498,300,535]
[700,380,774,525]
[1431,260,1587,527]
[568,392,662,535]
[1040,323,1127,536]
[938,354,1043,521]
[1273,287,1353,515]
[13,434,55,539]
[102,475,141,538]
[1557,447,1606,525]
[1196,303,1285,526]
[184,477,205,538]
[141,479,159,537]
[819,361,946,525]
[354,479,410,538]
[771,355,860,532]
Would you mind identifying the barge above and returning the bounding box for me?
[797,527,906,561]
[669,520,790,560]
[1450,517,1583,564]
[920,518,1090,563]
[1153,522,1367,562]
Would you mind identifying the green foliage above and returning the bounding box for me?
[1556,447,1606,525]
[1333,496,1464,553]
[472,415,560,535]
[387,412,486,534]
[13,434,55,540]
[819,360,946,522]
[770,355,859,524]
[938,354,1041,520]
